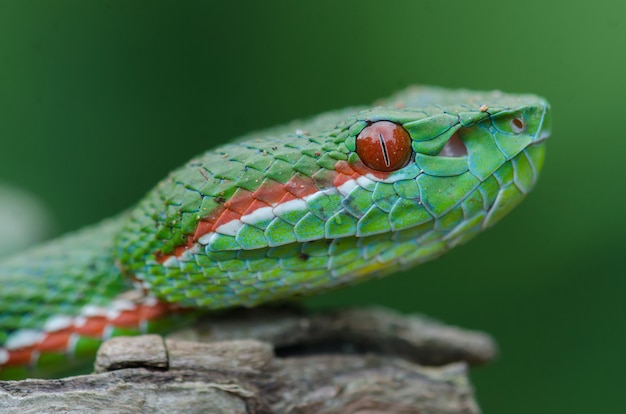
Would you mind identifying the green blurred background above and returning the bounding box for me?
[1,1,623,411]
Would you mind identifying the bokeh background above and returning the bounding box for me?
[1,1,624,411]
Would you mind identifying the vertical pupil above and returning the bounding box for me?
[378,133,390,167]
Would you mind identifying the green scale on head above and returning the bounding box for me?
[115,86,551,309]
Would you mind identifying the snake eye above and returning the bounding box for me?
[355,121,412,172]
[510,117,526,134]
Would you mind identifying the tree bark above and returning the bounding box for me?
[0,307,497,414]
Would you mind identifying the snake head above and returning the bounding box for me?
[117,87,551,308]
[339,87,551,235]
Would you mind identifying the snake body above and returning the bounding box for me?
[0,86,551,379]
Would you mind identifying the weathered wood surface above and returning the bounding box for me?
[0,307,497,414]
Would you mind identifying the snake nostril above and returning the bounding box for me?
[511,117,525,134]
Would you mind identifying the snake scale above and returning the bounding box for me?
[0,86,551,379]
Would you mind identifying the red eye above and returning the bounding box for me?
[355,121,412,172]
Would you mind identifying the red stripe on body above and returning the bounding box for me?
[74,316,108,337]
[138,300,172,321]
[251,179,287,204]
[158,172,346,262]
[110,310,141,327]
[5,348,34,367]
[1,300,181,370]
[334,160,393,181]
[224,188,255,214]
[211,209,241,231]
[173,239,194,259]
[37,330,72,352]
[283,174,318,198]
[110,301,171,327]
[156,157,393,263]
[243,199,272,216]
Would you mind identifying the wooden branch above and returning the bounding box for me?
[0,307,497,414]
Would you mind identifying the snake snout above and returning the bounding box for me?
[532,102,552,145]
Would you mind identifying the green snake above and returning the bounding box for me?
[0,86,551,379]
